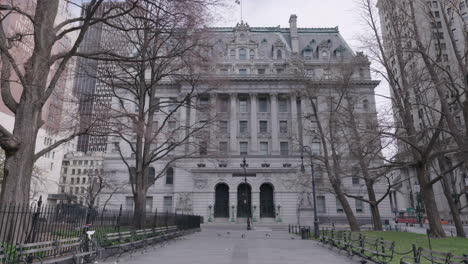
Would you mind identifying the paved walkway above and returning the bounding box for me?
[103,224,359,264]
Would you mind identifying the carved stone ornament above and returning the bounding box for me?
[194,179,208,190]
[176,193,193,212]
[282,179,296,190]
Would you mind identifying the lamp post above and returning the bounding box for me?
[301,146,319,238]
[242,157,252,230]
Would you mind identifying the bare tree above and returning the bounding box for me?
[81,0,220,228]
[0,0,137,204]
[356,0,468,237]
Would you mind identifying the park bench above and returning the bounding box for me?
[349,235,395,264]
[15,237,96,264]
[400,247,468,264]
[103,226,180,254]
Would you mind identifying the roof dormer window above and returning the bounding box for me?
[276,49,283,59]
[249,49,255,59]
[321,50,329,59]
[304,50,312,60]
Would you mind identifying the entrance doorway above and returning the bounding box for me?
[214,183,229,218]
[237,183,251,217]
[260,183,275,218]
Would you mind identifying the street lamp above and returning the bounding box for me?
[301,146,319,238]
[242,157,252,230]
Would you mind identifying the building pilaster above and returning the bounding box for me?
[250,93,258,153]
[271,93,279,154]
[229,93,238,154]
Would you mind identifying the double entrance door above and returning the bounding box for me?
[213,183,275,219]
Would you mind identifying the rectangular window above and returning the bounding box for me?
[278,98,288,112]
[336,199,344,213]
[239,68,247,75]
[199,141,207,155]
[219,97,229,112]
[259,97,268,112]
[311,142,321,155]
[260,142,269,155]
[72,169,75,175]
[71,178,75,184]
[280,142,289,156]
[259,120,268,133]
[220,68,228,74]
[276,68,284,74]
[239,98,248,113]
[220,121,228,134]
[257,68,266,74]
[317,196,326,213]
[77,178,80,184]
[355,197,364,213]
[163,196,173,213]
[240,142,248,155]
[239,121,248,134]
[219,141,228,153]
[279,121,288,134]
[146,197,153,212]
[168,120,176,130]
[352,176,360,185]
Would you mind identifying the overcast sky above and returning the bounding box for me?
[214,0,392,109]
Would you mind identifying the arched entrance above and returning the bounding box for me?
[260,183,275,218]
[237,183,251,217]
[214,183,229,218]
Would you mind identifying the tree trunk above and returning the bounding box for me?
[437,158,466,237]
[365,180,383,230]
[1,105,41,204]
[336,188,360,231]
[133,188,147,229]
[417,166,446,238]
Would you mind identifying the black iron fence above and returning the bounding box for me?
[0,200,202,247]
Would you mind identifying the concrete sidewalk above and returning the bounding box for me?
[102,225,359,264]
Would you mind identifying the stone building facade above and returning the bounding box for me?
[99,16,393,225]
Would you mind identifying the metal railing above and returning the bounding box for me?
[0,200,201,262]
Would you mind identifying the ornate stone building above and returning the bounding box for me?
[101,15,392,225]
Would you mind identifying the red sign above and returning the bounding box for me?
[397,218,417,223]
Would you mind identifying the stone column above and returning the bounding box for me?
[209,94,217,152]
[229,93,237,155]
[189,97,197,153]
[250,93,258,153]
[270,93,279,154]
[290,95,298,153]
[300,97,309,147]
[178,94,188,155]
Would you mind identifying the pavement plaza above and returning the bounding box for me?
[103,224,359,264]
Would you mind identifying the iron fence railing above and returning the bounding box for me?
[0,198,201,253]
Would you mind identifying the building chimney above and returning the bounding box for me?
[289,14,299,53]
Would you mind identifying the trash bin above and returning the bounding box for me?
[301,227,310,240]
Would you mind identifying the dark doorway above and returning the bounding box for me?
[237,183,251,217]
[260,183,275,218]
[214,184,229,217]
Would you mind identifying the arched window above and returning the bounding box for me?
[276,49,283,59]
[363,99,369,111]
[239,48,247,60]
[249,49,255,59]
[166,167,174,184]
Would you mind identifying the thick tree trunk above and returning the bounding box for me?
[416,166,446,238]
[437,158,466,237]
[133,187,147,229]
[1,105,41,204]
[336,188,360,231]
[365,181,383,230]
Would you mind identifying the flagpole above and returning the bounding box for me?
[240,0,243,22]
